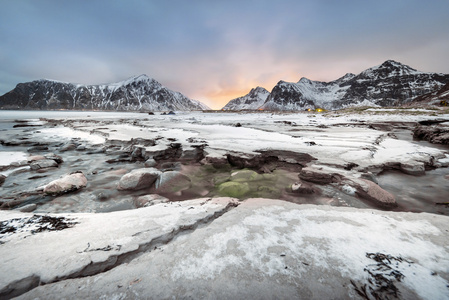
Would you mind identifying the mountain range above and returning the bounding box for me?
[224,60,449,111]
[0,75,209,111]
[2,60,448,112]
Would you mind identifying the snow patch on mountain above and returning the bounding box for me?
[222,87,270,110]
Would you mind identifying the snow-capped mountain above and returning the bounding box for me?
[260,60,449,110]
[0,75,209,111]
[408,82,449,106]
[222,87,270,110]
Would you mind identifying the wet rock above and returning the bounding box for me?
[134,194,169,208]
[151,143,183,161]
[30,159,58,170]
[218,181,250,198]
[118,168,161,191]
[227,150,316,171]
[155,171,191,193]
[368,123,393,131]
[299,167,343,184]
[43,172,88,195]
[360,172,378,184]
[0,175,6,186]
[76,145,86,151]
[160,162,182,171]
[27,145,49,152]
[180,145,206,162]
[400,162,425,176]
[413,125,449,145]
[60,143,77,152]
[144,158,157,167]
[19,203,37,212]
[354,179,397,208]
[44,153,63,164]
[291,180,319,194]
[201,156,229,168]
[131,146,146,160]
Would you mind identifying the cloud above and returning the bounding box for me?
[1,0,449,109]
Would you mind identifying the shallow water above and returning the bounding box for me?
[378,168,449,215]
[1,111,449,215]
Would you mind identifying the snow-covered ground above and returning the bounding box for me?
[0,109,448,298]
[1,198,448,299]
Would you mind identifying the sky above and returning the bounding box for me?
[1,0,449,109]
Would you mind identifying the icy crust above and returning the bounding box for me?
[0,198,236,297]
[13,199,449,300]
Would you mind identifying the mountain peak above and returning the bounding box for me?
[250,86,269,94]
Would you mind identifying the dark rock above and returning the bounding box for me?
[180,144,206,162]
[0,175,6,186]
[60,143,77,152]
[151,143,182,161]
[413,125,449,145]
[298,167,343,184]
[227,150,316,171]
[44,153,63,164]
[30,159,58,170]
[27,145,49,152]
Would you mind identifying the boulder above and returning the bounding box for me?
[43,172,87,195]
[134,194,169,208]
[30,159,58,170]
[19,203,37,212]
[355,179,397,208]
[118,168,161,191]
[154,171,191,193]
[144,158,157,168]
[218,181,250,198]
[60,143,77,152]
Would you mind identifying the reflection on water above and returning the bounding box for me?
[378,168,449,215]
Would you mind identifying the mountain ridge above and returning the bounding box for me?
[222,60,449,110]
[0,75,209,111]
